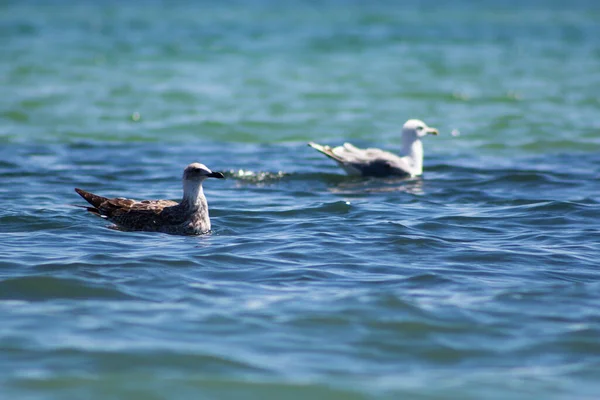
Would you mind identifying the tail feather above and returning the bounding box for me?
[74,188,109,217]
[307,142,345,164]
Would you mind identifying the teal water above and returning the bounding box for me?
[2,1,600,399]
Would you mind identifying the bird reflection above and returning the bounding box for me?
[328,176,424,195]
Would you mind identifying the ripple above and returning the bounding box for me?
[0,277,134,301]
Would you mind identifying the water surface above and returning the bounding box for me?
[1,1,600,399]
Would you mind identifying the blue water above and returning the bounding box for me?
[1,1,600,399]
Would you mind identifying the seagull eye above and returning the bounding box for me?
[416,126,424,131]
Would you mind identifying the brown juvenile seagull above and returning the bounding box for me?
[74,163,225,235]
[308,119,438,177]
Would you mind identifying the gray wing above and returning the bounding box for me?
[308,142,413,177]
[352,158,411,177]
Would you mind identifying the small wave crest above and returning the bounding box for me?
[226,169,289,184]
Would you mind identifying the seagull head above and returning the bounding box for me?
[402,119,439,138]
[183,163,225,182]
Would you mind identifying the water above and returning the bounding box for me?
[1,1,600,398]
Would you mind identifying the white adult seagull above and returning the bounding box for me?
[308,119,438,177]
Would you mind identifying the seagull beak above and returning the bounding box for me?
[207,172,225,179]
[427,127,439,136]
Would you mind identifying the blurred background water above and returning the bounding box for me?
[1,0,600,399]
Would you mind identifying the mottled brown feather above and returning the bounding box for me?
[73,163,223,235]
[74,188,187,232]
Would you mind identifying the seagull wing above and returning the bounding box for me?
[309,142,413,177]
[74,188,181,231]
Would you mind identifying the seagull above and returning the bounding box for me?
[308,119,438,177]
[74,163,225,235]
